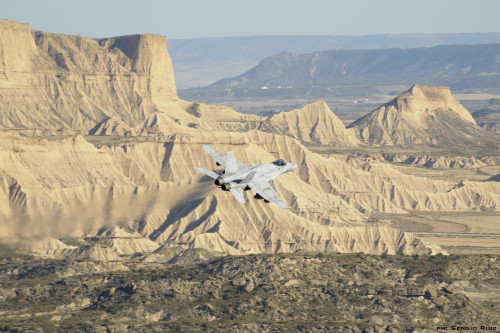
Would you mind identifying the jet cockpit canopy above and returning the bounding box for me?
[273,159,286,166]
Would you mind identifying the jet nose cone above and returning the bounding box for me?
[291,163,298,170]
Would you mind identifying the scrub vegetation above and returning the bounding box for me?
[0,252,499,332]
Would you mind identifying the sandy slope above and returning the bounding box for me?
[1,19,499,260]
[347,84,495,147]
[3,128,499,258]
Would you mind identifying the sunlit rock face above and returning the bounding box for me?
[3,19,500,261]
[348,84,485,146]
[0,19,178,132]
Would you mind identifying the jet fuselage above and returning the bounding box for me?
[197,145,297,208]
[216,161,297,190]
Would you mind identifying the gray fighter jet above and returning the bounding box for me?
[197,145,297,208]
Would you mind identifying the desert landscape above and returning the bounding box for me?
[0,18,499,331]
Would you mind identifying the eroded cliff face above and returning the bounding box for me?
[2,20,499,261]
[4,127,500,259]
[0,20,37,73]
[0,19,362,147]
[259,100,361,146]
[347,84,489,146]
[0,19,177,132]
[100,34,177,102]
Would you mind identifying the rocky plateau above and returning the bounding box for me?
[0,251,499,332]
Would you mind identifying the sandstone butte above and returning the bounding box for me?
[1,19,499,261]
[347,84,492,146]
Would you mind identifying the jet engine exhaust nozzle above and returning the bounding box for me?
[222,183,231,191]
[215,177,224,186]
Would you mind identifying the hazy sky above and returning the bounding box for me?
[2,0,500,39]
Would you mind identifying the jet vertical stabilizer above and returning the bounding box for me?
[225,151,238,176]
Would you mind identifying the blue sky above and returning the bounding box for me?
[2,0,500,39]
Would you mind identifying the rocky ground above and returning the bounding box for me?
[0,249,499,332]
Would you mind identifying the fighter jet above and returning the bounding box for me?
[197,145,297,208]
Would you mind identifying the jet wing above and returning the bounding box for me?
[202,145,247,170]
[249,180,289,209]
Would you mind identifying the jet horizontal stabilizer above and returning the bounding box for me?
[197,167,220,180]
[230,188,245,203]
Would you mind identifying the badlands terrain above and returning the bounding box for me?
[0,19,500,331]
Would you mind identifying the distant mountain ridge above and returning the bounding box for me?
[169,33,500,88]
[169,33,500,64]
[209,44,500,91]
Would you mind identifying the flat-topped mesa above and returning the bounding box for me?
[0,19,37,72]
[101,34,177,100]
[347,84,484,146]
[0,19,178,131]
[402,84,476,124]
